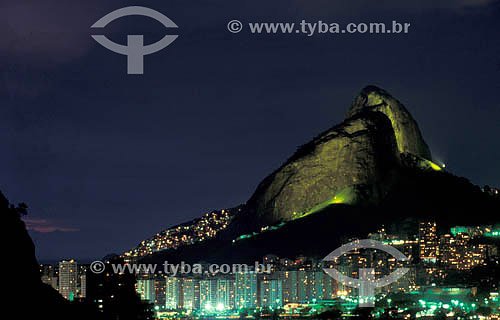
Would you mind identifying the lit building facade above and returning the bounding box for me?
[40,264,58,291]
[260,279,282,308]
[235,272,257,309]
[419,221,438,262]
[165,277,181,309]
[58,259,78,300]
[182,278,198,310]
[136,278,156,302]
[280,270,298,304]
[199,279,217,311]
[216,279,235,311]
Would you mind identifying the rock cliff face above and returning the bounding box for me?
[229,86,432,232]
[3,192,72,319]
[346,86,432,160]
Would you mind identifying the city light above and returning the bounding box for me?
[41,220,500,319]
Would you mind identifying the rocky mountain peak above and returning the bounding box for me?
[227,86,434,233]
[347,85,432,160]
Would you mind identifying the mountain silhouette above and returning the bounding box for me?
[139,86,500,264]
[4,191,152,320]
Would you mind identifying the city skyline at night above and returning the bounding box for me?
[3,1,500,319]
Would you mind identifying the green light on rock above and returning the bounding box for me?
[293,186,356,220]
[428,161,442,171]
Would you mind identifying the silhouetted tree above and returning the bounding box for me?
[433,309,447,320]
[317,308,342,320]
[352,307,374,319]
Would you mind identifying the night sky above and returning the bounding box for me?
[1,0,499,261]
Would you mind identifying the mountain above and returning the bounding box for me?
[142,165,500,265]
[3,192,99,320]
[137,85,500,264]
[346,85,431,159]
[229,85,436,233]
[124,207,239,259]
[4,190,154,320]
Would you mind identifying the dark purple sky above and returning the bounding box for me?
[1,0,499,261]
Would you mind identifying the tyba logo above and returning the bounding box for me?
[323,239,409,307]
[91,6,178,74]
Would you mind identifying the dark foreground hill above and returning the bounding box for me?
[3,192,99,320]
[4,191,153,320]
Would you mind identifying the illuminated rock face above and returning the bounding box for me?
[346,86,432,161]
[230,86,432,231]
